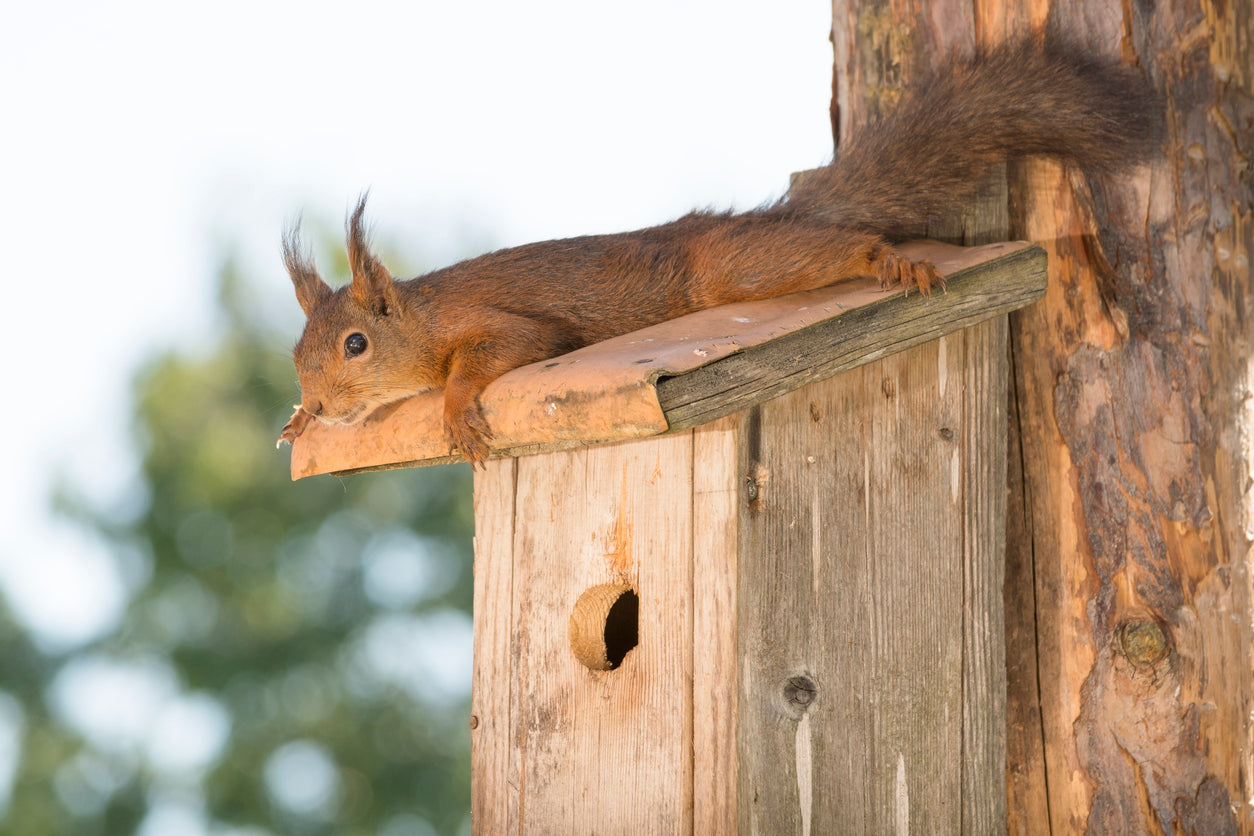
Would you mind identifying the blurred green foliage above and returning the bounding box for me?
[0,234,476,834]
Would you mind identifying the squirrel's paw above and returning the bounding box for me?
[444,405,495,469]
[277,405,314,448]
[876,250,944,296]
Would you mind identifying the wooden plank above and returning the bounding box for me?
[658,243,1043,431]
[734,348,875,834]
[501,434,695,832]
[861,331,965,833]
[960,316,1009,833]
[1003,352,1051,835]
[691,415,740,834]
[469,457,520,833]
[737,327,984,832]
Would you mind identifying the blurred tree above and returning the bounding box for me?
[1,231,475,835]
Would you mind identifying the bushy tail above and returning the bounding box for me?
[783,39,1160,236]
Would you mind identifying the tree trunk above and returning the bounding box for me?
[829,1,1253,833]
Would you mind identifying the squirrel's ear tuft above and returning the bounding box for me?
[347,193,401,316]
[283,221,332,317]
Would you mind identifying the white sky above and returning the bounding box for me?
[0,1,832,643]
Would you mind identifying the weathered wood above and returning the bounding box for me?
[658,242,1043,430]
[469,458,520,832]
[735,320,1005,833]
[470,434,696,832]
[1006,160,1107,834]
[961,315,1009,834]
[1003,367,1051,833]
[691,416,740,834]
[1004,7,1252,834]
[470,318,1013,833]
[829,1,1254,832]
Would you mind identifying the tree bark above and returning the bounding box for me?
[828,1,1253,833]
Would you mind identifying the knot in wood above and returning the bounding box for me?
[783,674,818,716]
[1117,618,1169,669]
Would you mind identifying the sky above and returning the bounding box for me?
[0,0,832,821]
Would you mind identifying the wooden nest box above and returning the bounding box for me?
[289,240,1046,832]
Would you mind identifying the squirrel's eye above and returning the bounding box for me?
[344,333,368,358]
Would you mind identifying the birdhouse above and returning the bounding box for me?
[289,240,1046,832]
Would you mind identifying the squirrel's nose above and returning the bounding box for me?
[306,400,324,416]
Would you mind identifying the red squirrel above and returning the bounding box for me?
[279,40,1156,466]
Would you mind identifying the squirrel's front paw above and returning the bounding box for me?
[277,405,314,448]
[876,249,944,296]
[444,405,495,468]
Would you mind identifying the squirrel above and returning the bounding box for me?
[279,39,1157,467]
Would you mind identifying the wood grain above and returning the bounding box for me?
[691,416,739,835]
[470,457,520,832]
[471,320,1012,832]
[827,1,1254,832]
[473,434,696,833]
[960,316,1009,834]
[735,321,1005,832]
[658,243,1043,431]
[1005,9,1251,833]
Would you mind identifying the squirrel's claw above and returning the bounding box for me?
[875,248,944,296]
[444,404,495,469]
[277,405,314,448]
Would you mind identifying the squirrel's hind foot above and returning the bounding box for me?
[874,247,943,296]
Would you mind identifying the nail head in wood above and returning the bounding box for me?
[745,462,769,513]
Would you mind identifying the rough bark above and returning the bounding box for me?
[828,1,1254,832]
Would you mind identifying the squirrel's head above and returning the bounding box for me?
[284,197,438,426]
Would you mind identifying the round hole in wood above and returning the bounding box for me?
[569,583,639,671]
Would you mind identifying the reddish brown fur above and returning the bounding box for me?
[282,39,1156,466]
